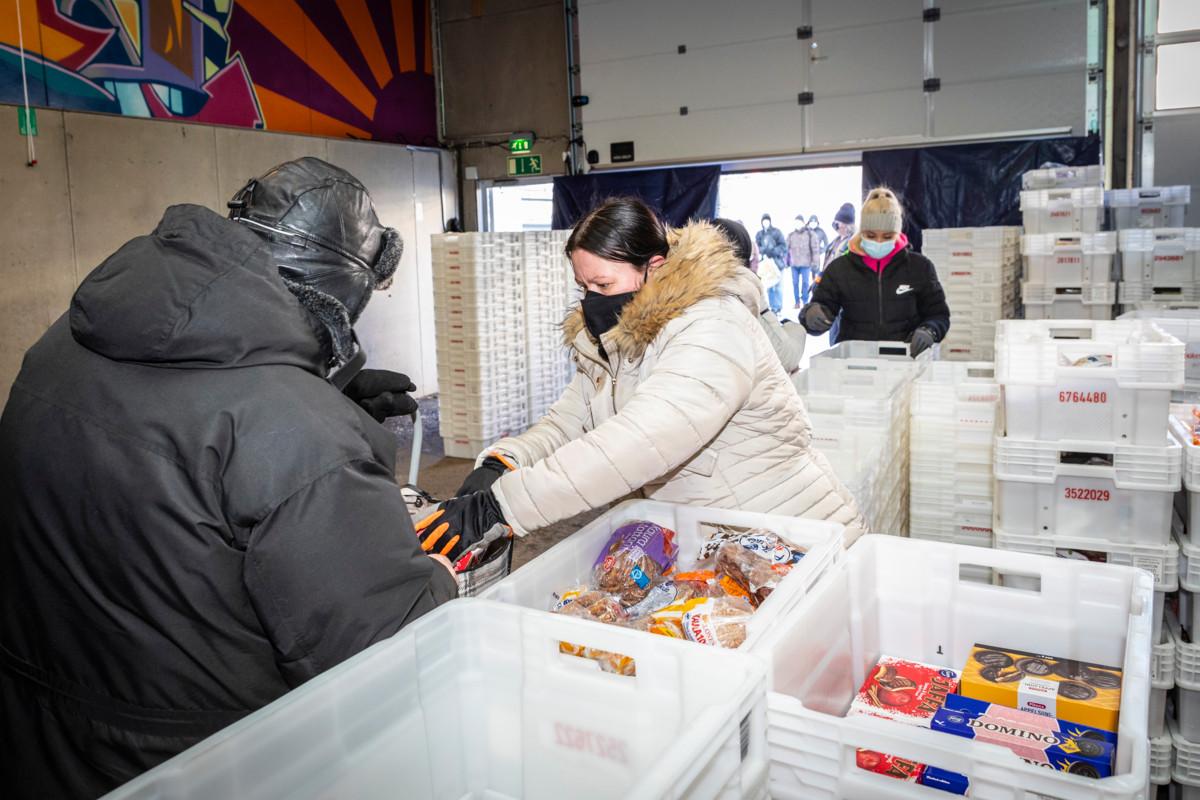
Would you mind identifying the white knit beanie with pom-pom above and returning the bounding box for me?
[860,187,903,233]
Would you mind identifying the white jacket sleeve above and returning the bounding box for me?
[478,369,591,469]
[492,311,756,535]
[756,310,805,374]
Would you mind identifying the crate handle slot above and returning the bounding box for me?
[1059,450,1114,467]
[1052,287,1083,297]
[1048,326,1093,340]
[1138,189,1163,200]
[960,563,1042,591]
[877,345,908,357]
[965,367,995,379]
[1153,286,1184,296]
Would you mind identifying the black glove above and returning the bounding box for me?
[801,303,834,334]
[415,490,508,561]
[344,369,418,422]
[455,455,515,497]
[909,326,936,358]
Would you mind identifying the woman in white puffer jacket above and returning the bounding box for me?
[415,198,867,560]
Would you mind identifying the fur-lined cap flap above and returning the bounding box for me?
[562,221,754,358]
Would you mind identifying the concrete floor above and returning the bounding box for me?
[384,396,603,569]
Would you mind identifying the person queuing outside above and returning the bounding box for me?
[786,214,825,308]
[755,213,788,314]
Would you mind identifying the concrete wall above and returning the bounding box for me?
[0,106,455,407]
[437,0,570,228]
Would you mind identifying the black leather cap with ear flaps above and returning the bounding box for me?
[228,157,402,326]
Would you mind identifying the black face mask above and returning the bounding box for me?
[582,290,637,342]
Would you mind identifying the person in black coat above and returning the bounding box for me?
[0,158,457,798]
[800,187,949,357]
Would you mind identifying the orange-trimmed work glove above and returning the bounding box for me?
[454,454,516,497]
[415,489,509,562]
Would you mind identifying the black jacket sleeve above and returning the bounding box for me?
[915,256,951,341]
[244,458,457,688]
[803,260,844,334]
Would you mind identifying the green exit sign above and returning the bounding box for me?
[18,107,37,136]
[510,136,531,154]
[507,154,542,176]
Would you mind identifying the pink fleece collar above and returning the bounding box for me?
[852,233,909,273]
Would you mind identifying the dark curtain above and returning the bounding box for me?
[862,136,1101,251]
[552,166,721,229]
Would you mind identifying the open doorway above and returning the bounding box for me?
[717,164,862,368]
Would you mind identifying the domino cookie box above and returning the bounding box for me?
[930,694,1117,779]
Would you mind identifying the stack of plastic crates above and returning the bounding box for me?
[1020,166,1115,320]
[522,230,575,425]
[908,361,1000,548]
[923,227,1021,360]
[433,233,529,459]
[993,319,1185,649]
[794,342,926,534]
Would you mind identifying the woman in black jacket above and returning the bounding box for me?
[800,187,950,357]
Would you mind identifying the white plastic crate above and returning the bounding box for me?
[442,435,492,460]
[1022,232,1118,285]
[1022,282,1116,320]
[994,436,1181,545]
[1175,718,1200,795]
[939,342,998,362]
[923,226,1022,253]
[911,360,999,416]
[482,500,844,654]
[1022,164,1105,190]
[996,319,1185,445]
[1157,624,1178,690]
[1151,732,1171,785]
[944,280,1021,307]
[907,506,993,546]
[1119,229,1200,286]
[992,527,1179,592]
[1120,311,1200,398]
[1121,282,1200,306]
[1108,186,1191,230]
[758,534,1152,799]
[1170,411,1200,547]
[105,599,769,800]
[1021,187,1106,234]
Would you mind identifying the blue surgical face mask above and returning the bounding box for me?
[861,236,896,259]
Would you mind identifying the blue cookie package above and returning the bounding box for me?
[930,694,1116,779]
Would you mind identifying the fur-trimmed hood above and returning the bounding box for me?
[564,221,762,358]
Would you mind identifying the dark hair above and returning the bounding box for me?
[712,218,752,268]
[566,197,669,268]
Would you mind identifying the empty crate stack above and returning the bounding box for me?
[794,342,924,534]
[433,232,576,459]
[908,361,1000,548]
[522,230,575,425]
[433,233,528,459]
[922,227,1021,361]
[1020,165,1114,320]
[993,319,1184,647]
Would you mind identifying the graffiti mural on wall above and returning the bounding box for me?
[0,0,436,144]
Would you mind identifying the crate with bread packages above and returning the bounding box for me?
[760,534,1152,799]
[483,500,844,660]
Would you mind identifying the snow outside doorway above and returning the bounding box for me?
[717,164,862,369]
